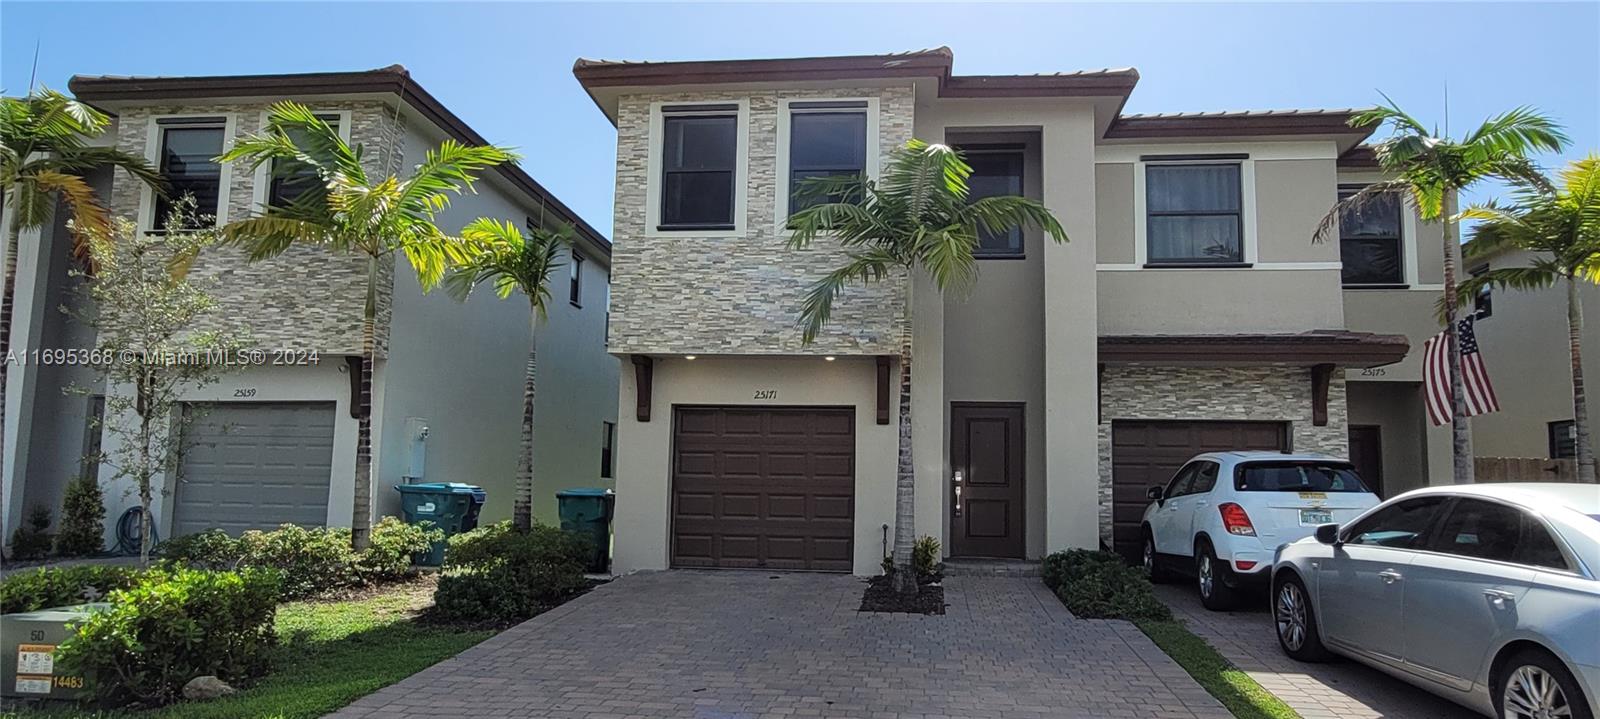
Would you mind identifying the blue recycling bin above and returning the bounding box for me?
[395,482,486,565]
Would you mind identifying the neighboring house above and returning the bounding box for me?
[1,66,618,547]
[577,47,1461,575]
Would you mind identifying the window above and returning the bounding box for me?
[1469,264,1493,319]
[1548,420,1576,459]
[266,115,340,210]
[659,106,737,229]
[787,102,868,215]
[1518,517,1570,570]
[1146,163,1243,264]
[1344,496,1447,548]
[153,119,226,229]
[569,252,584,307]
[965,148,1025,257]
[1338,185,1404,285]
[600,421,616,479]
[1235,462,1369,493]
[1163,463,1200,498]
[1429,499,1522,563]
[1189,462,1220,494]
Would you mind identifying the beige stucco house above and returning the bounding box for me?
[579,48,1463,575]
[1,67,618,547]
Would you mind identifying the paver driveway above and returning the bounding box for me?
[330,571,1230,719]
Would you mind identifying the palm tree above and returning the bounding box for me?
[218,101,515,549]
[1315,97,1567,484]
[1,88,163,550]
[1456,155,1600,483]
[444,217,570,531]
[788,140,1066,593]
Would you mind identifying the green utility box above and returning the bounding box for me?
[1,603,111,700]
[395,482,486,565]
[556,488,615,573]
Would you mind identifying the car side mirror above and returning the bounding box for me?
[1314,523,1340,545]
[1146,486,1164,505]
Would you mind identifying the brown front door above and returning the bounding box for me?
[1348,425,1384,497]
[949,403,1026,559]
[670,406,855,572]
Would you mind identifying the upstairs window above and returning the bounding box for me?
[659,105,737,230]
[569,252,584,307]
[1548,420,1576,459]
[1146,163,1242,264]
[787,102,867,215]
[1470,264,1494,319]
[267,115,340,210]
[154,119,226,229]
[964,148,1025,258]
[1339,185,1404,285]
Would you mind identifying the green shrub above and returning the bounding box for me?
[0,565,143,614]
[237,524,357,600]
[8,505,54,560]
[55,476,107,557]
[1042,549,1171,622]
[157,528,245,570]
[56,568,279,707]
[433,521,589,624]
[912,535,941,579]
[358,517,442,582]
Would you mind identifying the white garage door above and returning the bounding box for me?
[172,402,337,537]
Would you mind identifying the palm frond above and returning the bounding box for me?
[1313,180,1409,243]
[219,216,333,260]
[1461,106,1569,159]
[31,169,110,263]
[395,141,517,218]
[50,144,167,195]
[797,250,897,344]
[962,195,1068,244]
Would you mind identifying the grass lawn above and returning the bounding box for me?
[1135,618,1300,719]
[3,576,494,719]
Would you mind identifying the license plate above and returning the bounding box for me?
[1300,509,1333,525]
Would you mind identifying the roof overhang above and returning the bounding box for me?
[69,66,611,259]
[1098,331,1410,368]
[1103,111,1378,154]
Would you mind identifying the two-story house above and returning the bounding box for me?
[580,48,1458,575]
[2,66,618,547]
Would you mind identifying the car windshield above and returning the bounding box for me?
[1235,462,1369,492]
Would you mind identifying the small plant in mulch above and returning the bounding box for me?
[860,535,946,615]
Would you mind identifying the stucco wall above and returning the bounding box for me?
[1095,365,1349,547]
[1347,381,1433,496]
[606,86,915,356]
[1099,269,1346,334]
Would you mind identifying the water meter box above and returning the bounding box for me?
[1,603,110,700]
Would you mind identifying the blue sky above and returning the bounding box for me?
[4,2,1596,238]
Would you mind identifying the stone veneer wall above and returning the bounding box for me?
[607,86,915,355]
[1095,365,1350,548]
[107,101,404,356]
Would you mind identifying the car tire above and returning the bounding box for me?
[1143,530,1175,584]
[1195,541,1237,611]
[1272,573,1330,662]
[1493,648,1594,719]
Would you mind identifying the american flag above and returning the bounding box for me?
[1424,316,1500,426]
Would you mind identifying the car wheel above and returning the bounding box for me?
[1273,573,1329,661]
[1195,542,1237,611]
[1494,648,1593,719]
[1143,531,1174,584]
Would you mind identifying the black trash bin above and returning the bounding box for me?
[556,488,614,573]
[395,482,487,565]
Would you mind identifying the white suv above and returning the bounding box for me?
[1140,451,1380,610]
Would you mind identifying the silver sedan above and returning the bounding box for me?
[1271,483,1600,719]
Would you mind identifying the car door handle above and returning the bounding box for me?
[1378,569,1403,584]
[1194,500,1209,507]
[1484,589,1516,608]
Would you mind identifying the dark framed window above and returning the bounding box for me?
[965,148,1025,258]
[1470,264,1493,319]
[788,102,868,215]
[267,115,340,210]
[1548,420,1576,459]
[153,119,226,230]
[1163,463,1200,498]
[1188,462,1220,494]
[659,106,737,230]
[569,252,584,307]
[1338,185,1404,285]
[1427,498,1523,563]
[600,421,616,479]
[1146,163,1243,264]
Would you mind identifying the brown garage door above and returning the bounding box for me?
[672,407,855,571]
[1110,420,1287,561]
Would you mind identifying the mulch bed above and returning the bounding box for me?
[859,573,946,615]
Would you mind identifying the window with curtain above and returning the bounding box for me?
[659,107,737,229]
[267,115,340,210]
[1145,163,1242,264]
[965,149,1025,257]
[788,104,867,215]
[154,120,226,229]
[1339,186,1404,285]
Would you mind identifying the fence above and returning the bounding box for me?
[1474,457,1579,483]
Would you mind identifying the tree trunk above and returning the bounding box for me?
[1567,276,1596,483]
[137,368,154,567]
[0,187,20,558]
[351,259,377,550]
[1441,202,1475,484]
[514,311,537,531]
[890,281,917,595]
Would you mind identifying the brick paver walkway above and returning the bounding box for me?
[330,571,1231,719]
[1154,583,1477,719]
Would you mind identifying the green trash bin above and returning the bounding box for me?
[556,488,615,573]
[395,482,486,566]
